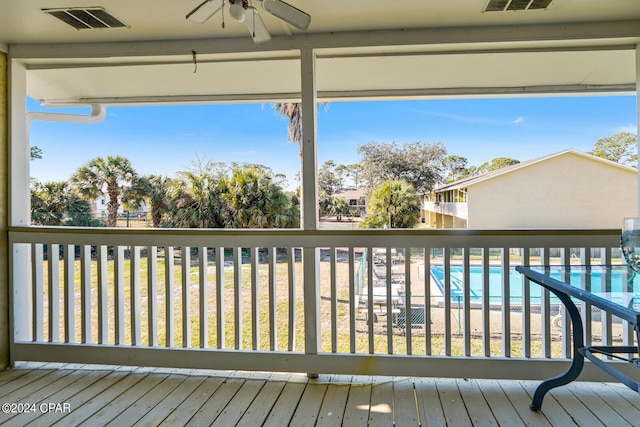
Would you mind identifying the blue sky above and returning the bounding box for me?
[28,95,637,190]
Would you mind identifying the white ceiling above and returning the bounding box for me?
[2,0,639,105]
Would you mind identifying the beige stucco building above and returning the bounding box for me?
[423,150,638,229]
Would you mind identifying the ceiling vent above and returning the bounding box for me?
[43,7,128,30]
[484,0,553,12]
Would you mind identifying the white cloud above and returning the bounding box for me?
[512,116,525,124]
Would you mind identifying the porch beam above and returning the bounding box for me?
[9,19,640,60]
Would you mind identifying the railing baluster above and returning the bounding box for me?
[501,247,511,357]
[64,244,75,343]
[80,245,91,343]
[424,248,431,356]
[386,247,393,354]
[216,247,224,349]
[199,246,208,349]
[601,247,613,351]
[541,248,551,358]
[444,247,451,356]
[182,246,191,348]
[251,247,259,350]
[288,247,296,352]
[268,247,276,351]
[48,244,60,343]
[165,246,175,347]
[521,247,531,358]
[367,246,374,354]
[32,244,44,342]
[130,246,141,346]
[463,247,471,356]
[405,247,412,355]
[97,245,108,344]
[115,246,125,345]
[482,248,490,357]
[560,248,571,358]
[330,247,337,353]
[148,246,158,347]
[349,247,356,354]
[234,247,242,350]
[581,248,592,347]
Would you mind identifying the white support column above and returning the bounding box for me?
[8,58,30,347]
[636,44,640,214]
[300,48,318,231]
[0,51,8,367]
[300,48,321,362]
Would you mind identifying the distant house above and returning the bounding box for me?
[333,188,367,216]
[422,150,638,229]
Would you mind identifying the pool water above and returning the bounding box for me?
[431,266,638,303]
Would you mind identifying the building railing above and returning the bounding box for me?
[423,201,468,218]
[8,226,638,381]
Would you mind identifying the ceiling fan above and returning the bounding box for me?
[186,0,311,44]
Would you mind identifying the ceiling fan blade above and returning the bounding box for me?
[245,7,271,44]
[186,0,224,23]
[261,0,311,31]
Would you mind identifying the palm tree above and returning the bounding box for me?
[164,169,229,228]
[136,175,171,227]
[71,155,140,227]
[31,180,103,227]
[360,180,420,229]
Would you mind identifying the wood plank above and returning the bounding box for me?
[519,380,578,426]
[436,377,472,426]
[12,370,111,427]
[566,382,632,427]
[0,369,54,399]
[393,378,419,426]
[0,367,38,385]
[316,383,350,426]
[0,369,83,425]
[550,385,606,426]
[237,379,288,426]
[46,371,143,426]
[186,377,245,426]
[105,374,187,425]
[134,374,208,425]
[498,380,551,427]
[414,377,446,427]
[605,381,640,411]
[76,373,169,426]
[368,378,394,427]
[289,382,328,426]
[456,378,498,426]
[342,382,371,427]
[263,381,307,427]
[211,379,266,426]
[158,376,227,426]
[475,379,526,427]
[585,382,640,426]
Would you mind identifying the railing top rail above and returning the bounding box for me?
[9,226,621,248]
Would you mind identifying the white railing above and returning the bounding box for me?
[423,201,468,218]
[8,226,638,381]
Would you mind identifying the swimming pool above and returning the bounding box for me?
[430,265,638,303]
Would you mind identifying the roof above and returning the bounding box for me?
[333,188,365,200]
[435,149,638,192]
[2,1,638,105]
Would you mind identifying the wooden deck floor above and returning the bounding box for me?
[0,362,639,426]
